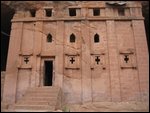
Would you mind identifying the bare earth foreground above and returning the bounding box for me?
[63,101,149,112]
[1,101,149,112]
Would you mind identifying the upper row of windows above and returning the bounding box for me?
[47,33,100,43]
[69,8,102,16]
[30,9,52,17]
[30,8,125,17]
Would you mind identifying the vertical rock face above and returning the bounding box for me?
[1,72,5,100]
[1,3,15,71]
[1,1,149,71]
[141,1,149,50]
[1,1,149,106]
[1,1,79,11]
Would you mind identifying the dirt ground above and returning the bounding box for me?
[1,101,149,112]
[62,101,149,112]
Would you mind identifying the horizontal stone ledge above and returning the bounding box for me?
[90,53,105,55]
[65,67,80,70]
[119,52,134,55]
[91,67,106,70]
[120,66,137,69]
[17,66,32,69]
[40,53,56,57]
[11,17,144,22]
[65,53,80,56]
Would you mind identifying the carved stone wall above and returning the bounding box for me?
[2,1,149,105]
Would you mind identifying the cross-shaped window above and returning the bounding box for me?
[95,56,100,64]
[24,57,29,64]
[124,55,129,63]
[70,57,75,64]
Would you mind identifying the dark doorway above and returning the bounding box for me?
[44,61,53,86]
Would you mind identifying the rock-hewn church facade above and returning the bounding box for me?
[3,1,149,105]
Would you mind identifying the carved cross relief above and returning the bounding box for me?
[95,56,100,64]
[124,55,129,63]
[91,54,106,70]
[119,49,137,69]
[24,57,29,64]
[65,54,80,69]
[70,57,75,64]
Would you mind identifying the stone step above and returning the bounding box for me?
[16,100,57,106]
[20,97,57,101]
[27,89,59,93]
[14,105,55,111]
[29,87,59,90]
[33,86,59,89]
[28,86,59,91]
[12,87,61,112]
[1,102,9,111]
[14,109,53,112]
[25,92,58,97]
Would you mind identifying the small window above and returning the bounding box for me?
[70,34,76,43]
[30,9,36,17]
[94,34,100,43]
[69,8,76,16]
[45,9,52,17]
[47,34,52,42]
[118,8,125,16]
[93,8,100,16]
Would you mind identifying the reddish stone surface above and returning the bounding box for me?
[2,1,149,105]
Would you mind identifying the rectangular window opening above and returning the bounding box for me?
[69,8,76,16]
[45,9,52,17]
[30,9,36,17]
[93,8,100,16]
[118,8,125,16]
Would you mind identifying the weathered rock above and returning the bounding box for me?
[1,1,149,112]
